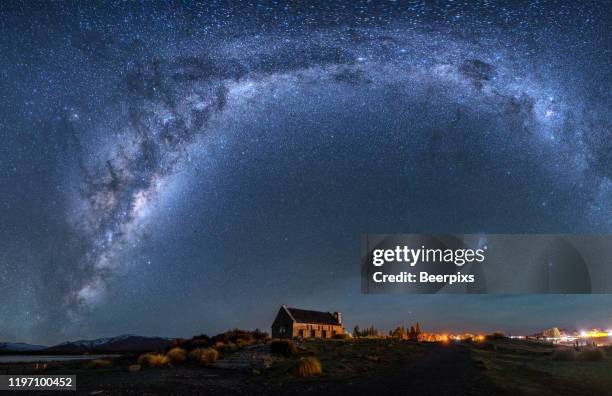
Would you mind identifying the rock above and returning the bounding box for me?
[212,343,276,370]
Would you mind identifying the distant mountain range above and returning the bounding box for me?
[0,342,47,352]
[0,335,172,354]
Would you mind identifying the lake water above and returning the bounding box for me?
[0,355,117,363]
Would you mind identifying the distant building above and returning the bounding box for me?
[271,305,344,339]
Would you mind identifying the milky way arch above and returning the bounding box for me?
[60,27,609,324]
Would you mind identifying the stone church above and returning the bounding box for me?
[271,305,344,339]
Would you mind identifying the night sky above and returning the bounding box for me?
[1,1,611,345]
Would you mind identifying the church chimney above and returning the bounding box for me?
[333,312,342,324]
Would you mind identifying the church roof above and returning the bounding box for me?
[282,305,341,325]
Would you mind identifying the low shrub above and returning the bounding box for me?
[486,332,506,340]
[294,357,322,377]
[169,338,185,349]
[552,348,577,361]
[579,348,605,361]
[171,334,211,351]
[188,348,204,361]
[209,329,268,348]
[270,339,297,356]
[138,353,169,367]
[166,347,187,364]
[170,329,268,351]
[332,333,350,340]
[237,338,255,347]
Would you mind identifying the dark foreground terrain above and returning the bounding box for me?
[3,338,612,395]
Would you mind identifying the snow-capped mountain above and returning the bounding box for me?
[45,334,171,353]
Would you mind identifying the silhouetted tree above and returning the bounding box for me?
[392,325,407,339]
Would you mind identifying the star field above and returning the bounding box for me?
[0,1,611,344]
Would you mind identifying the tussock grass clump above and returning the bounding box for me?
[138,353,169,367]
[552,348,577,361]
[188,347,219,365]
[270,339,297,356]
[199,348,220,365]
[294,357,322,377]
[87,359,113,369]
[166,347,187,364]
[579,348,605,361]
